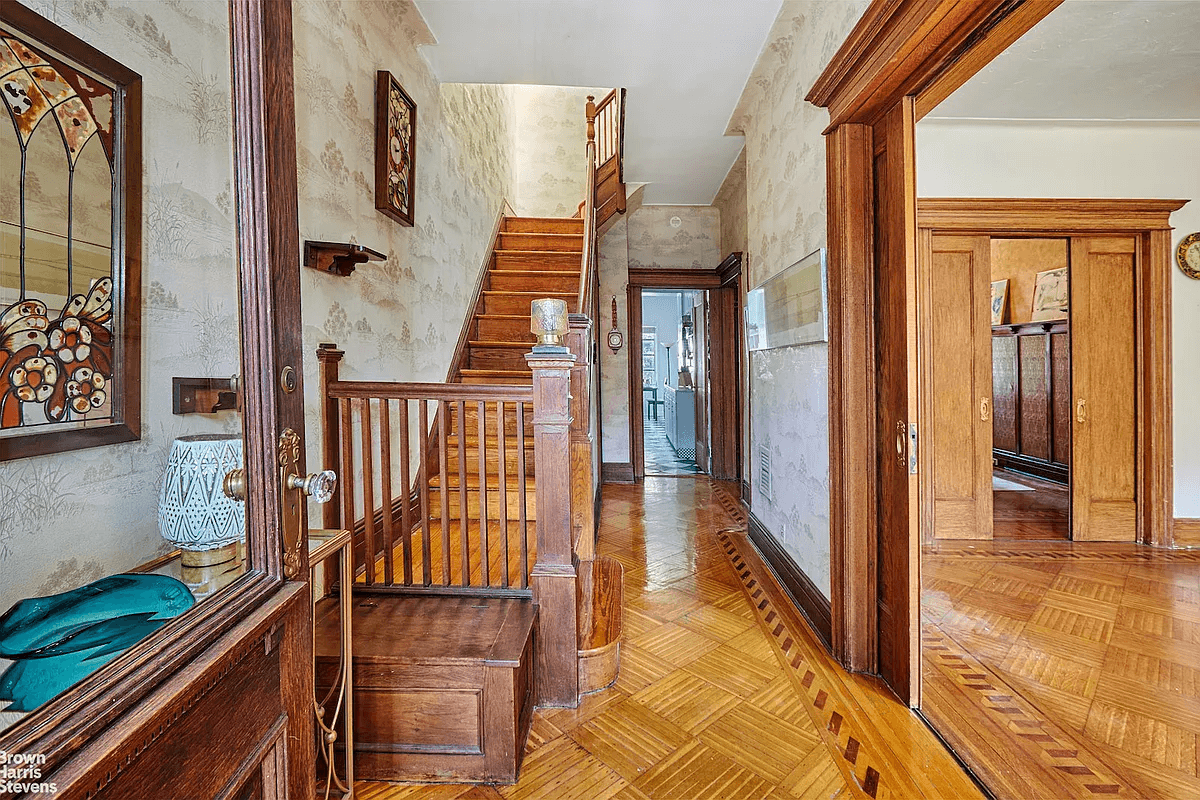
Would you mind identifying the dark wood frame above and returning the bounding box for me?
[375,70,417,227]
[0,2,142,462]
[625,265,742,481]
[0,2,312,795]
[808,0,1066,701]
[917,198,1184,547]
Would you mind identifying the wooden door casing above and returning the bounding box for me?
[693,293,710,473]
[1071,236,1138,542]
[707,283,742,481]
[921,233,993,541]
[872,98,920,704]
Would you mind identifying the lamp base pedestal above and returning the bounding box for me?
[180,542,244,599]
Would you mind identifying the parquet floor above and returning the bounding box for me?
[356,478,982,800]
[923,541,1200,799]
[993,468,1069,540]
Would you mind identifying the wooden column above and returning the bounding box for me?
[566,315,596,561]
[527,348,580,707]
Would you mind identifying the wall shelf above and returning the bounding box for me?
[303,240,385,277]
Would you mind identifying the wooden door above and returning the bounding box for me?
[693,293,710,473]
[873,99,920,704]
[923,234,994,540]
[1071,236,1138,541]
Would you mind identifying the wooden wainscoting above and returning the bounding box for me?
[1175,518,1200,545]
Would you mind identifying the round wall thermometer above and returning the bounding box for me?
[1177,232,1200,279]
[607,296,624,353]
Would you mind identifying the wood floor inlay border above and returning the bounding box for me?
[716,529,908,799]
[924,546,1200,562]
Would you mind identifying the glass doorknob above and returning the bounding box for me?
[287,469,337,503]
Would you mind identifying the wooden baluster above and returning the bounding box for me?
[477,400,489,587]
[398,399,413,585]
[317,343,344,533]
[360,397,377,585]
[527,347,580,706]
[418,399,432,586]
[457,400,469,587]
[438,400,450,585]
[380,399,394,585]
[498,400,510,588]
[338,397,355,574]
[517,400,529,589]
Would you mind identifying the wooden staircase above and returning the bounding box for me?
[313,91,625,786]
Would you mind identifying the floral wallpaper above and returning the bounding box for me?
[727,0,869,599]
[597,205,721,466]
[0,0,241,616]
[510,85,605,218]
[293,0,519,481]
[713,146,749,261]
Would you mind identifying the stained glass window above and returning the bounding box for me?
[0,25,119,435]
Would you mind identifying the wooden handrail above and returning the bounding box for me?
[326,380,532,402]
[578,95,598,312]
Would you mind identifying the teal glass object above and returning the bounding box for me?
[0,574,195,712]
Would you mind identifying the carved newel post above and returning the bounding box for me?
[528,300,580,707]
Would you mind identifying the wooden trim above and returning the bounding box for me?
[601,462,635,483]
[826,123,877,673]
[917,198,1186,233]
[747,511,833,651]
[994,452,1069,485]
[627,284,644,479]
[717,252,743,286]
[806,0,1060,128]
[446,202,509,381]
[1175,519,1200,546]
[628,267,723,289]
[917,198,1184,546]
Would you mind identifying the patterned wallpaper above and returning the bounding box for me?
[728,0,870,599]
[0,0,241,613]
[714,147,748,261]
[597,206,721,465]
[511,85,605,218]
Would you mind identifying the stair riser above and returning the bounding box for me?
[475,318,538,341]
[469,348,534,371]
[482,294,575,316]
[488,272,578,293]
[494,252,583,271]
[443,451,535,478]
[449,406,535,435]
[502,217,584,234]
[427,488,538,521]
[498,233,583,252]
[461,373,532,385]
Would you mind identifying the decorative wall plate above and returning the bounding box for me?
[1178,232,1200,279]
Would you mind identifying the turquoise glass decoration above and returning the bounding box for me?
[0,574,195,712]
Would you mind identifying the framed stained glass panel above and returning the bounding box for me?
[0,11,141,461]
[374,70,416,227]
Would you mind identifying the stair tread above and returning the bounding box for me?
[489,269,580,276]
[469,340,540,349]
[500,232,583,239]
[458,368,532,376]
[481,290,574,296]
[493,251,582,258]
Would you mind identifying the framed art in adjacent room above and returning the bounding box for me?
[375,70,416,226]
[990,279,1009,325]
[1031,267,1068,321]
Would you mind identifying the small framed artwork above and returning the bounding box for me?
[1031,267,1068,321]
[375,70,416,227]
[642,355,655,372]
[990,279,1010,325]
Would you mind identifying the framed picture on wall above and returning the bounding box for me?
[745,248,827,351]
[990,279,1010,325]
[375,70,416,226]
[1031,267,1068,321]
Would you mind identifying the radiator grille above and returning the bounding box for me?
[758,445,772,501]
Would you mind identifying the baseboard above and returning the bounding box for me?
[746,510,833,651]
[1175,518,1200,545]
[741,480,751,505]
[601,462,635,484]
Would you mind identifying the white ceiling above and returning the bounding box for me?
[931,0,1200,120]
[413,0,783,204]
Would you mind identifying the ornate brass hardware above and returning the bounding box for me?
[1076,398,1087,424]
[222,468,246,502]
[980,397,990,422]
[278,428,304,578]
[896,420,906,468]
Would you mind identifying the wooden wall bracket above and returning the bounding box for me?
[303,240,385,277]
[173,377,240,414]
